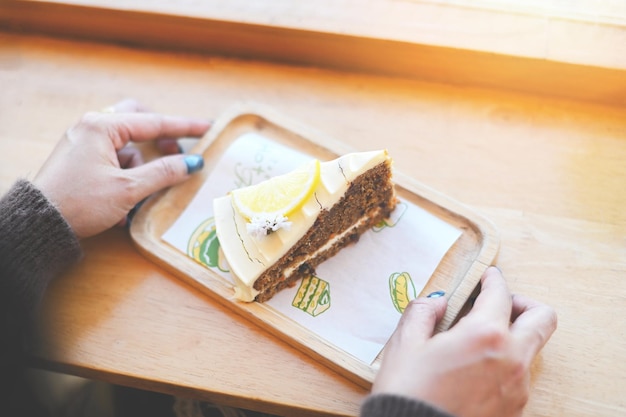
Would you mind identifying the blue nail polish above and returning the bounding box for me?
[184,154,204,174]
[427,290,446,298]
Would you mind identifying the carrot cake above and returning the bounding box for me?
[213,150,396,302]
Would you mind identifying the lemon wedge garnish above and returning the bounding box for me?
[232,159,321,222]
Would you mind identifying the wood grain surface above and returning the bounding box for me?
[1,0,625,106]
[0,31,625,417]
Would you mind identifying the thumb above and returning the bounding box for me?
[127,154,204,199]
[395,295,448,345]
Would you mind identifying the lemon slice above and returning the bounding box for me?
[232,159,321,222]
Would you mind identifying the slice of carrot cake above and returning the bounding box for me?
[213,150,396,302]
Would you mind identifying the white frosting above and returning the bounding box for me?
[213,150,390,302]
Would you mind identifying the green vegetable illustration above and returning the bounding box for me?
[389,271,416,313]
[187,218,230,272]
[292,276,331,317]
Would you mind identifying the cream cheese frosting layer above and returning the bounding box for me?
[213,150,390,302]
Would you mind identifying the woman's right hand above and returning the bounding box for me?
[371,267,557,417]
[33,99,210,239]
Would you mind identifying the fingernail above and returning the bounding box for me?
[184,154,204,174]
[427,290,446,298]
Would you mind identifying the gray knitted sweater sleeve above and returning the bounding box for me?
[360,394,456,417]
[0,179,82,362]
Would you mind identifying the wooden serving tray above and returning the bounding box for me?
[130,102,500,388]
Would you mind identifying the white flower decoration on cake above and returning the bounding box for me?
[246,214,292,239]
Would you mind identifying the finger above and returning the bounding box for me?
[510,294,558,359]
[102,98,150,113]
[125,154,203,201]
[116,216,129,229]
[105,113,210,149]
[467,266,513,325]
[393,296,448,345]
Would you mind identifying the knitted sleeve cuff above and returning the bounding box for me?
[0,179,82,317]
[360,393,457,417]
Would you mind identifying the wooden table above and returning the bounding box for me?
[1,10,625,416]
